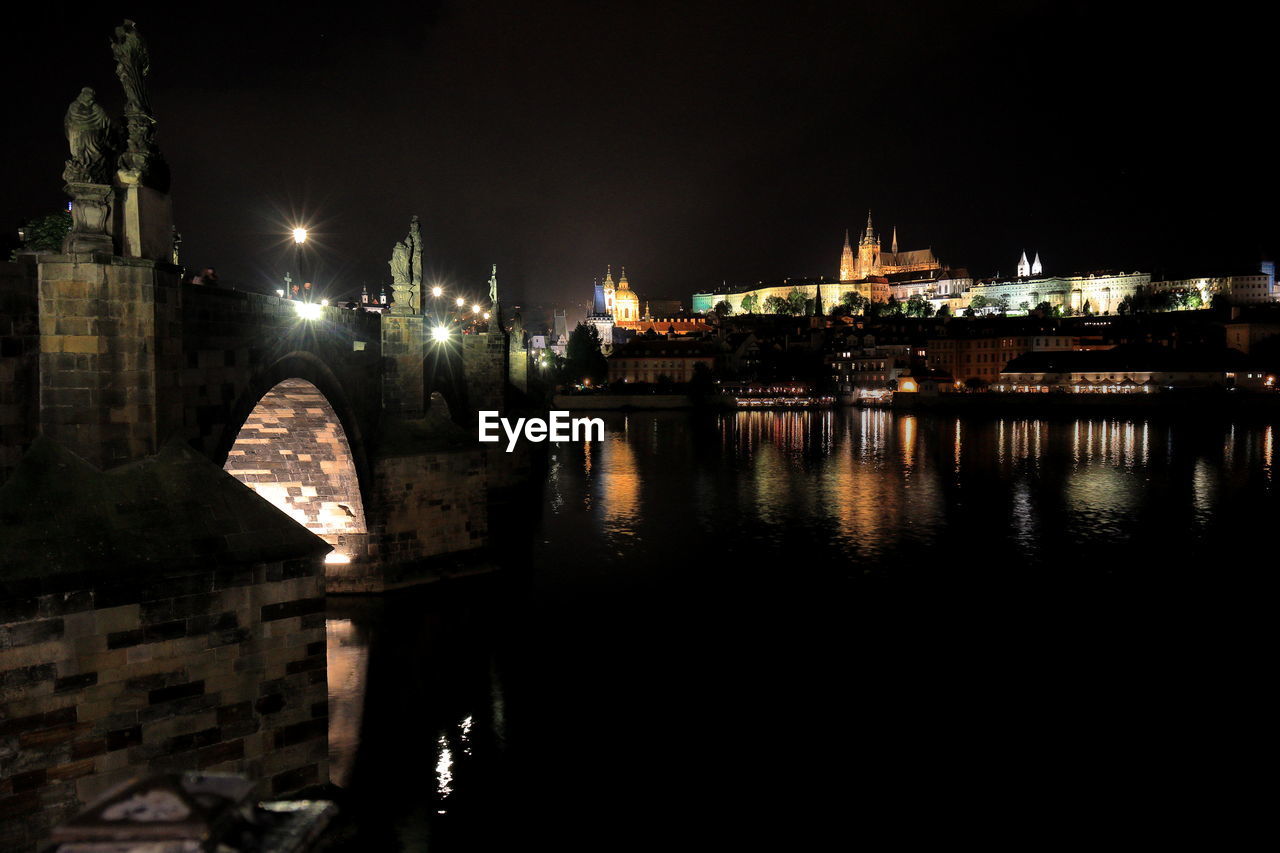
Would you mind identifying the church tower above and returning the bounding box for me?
[839,230,855,282]
[1017,251,1031,278]
[857,211,881,279]
[603,265,616,316]
[613,266,640,322]
[891,226,899,256]
[1031,252,1043,276]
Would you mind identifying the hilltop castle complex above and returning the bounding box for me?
[692,212,1278,316]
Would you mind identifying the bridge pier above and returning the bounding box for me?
[380,315,426,416]
[34,253,183,471]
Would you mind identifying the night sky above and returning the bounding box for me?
[4,2,1275,318]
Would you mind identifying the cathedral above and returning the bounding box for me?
[586,266,710,353]
[694,211,949,313]
[838,211,943,302]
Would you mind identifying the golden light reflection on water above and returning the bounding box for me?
[1265,426,1273,484]
[567,410,1280,566]
[326,618,369,788]
[599,431,641,538]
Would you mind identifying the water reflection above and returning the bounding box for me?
[326,617,369,788]
[330,409,1280,850]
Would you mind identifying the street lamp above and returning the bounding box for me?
[431,285,443,298]
[455,297,465,308]
[292,227,309,301]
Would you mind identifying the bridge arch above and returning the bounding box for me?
[219,352,373,564]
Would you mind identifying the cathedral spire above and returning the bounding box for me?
[1031,252,1043,276]
[891,226,898,255]
[1017,251,1031,278]
[839,229,856,282]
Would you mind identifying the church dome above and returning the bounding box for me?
[613,267,640,321]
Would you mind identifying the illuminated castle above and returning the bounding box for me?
[839,211,942,287]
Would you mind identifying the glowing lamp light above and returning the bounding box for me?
[320,298,329,307]
[471,304,481,314]
[455,297,465,308]
[325,552,350,564]
[294,302,322,320]
[899,378,919,393]
[483,312,490,320]
[292,228,308,244]
[431,285,443,298]
[431,326,451,342]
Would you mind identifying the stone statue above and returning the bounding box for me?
[408,216,423,289]
[488,264,499,305]
[62,88,116,185]
[510,310,526,349]
[112,20,152,118]
[389,240,410,285]
[389,216,422,314]
[111,20,168,190]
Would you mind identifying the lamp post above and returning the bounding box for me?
[292,227,308,302]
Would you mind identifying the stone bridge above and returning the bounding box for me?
[1,251,519,592]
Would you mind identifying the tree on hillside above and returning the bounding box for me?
[786,288,807,315]
[740,293,760,313]
[763,295,789,314]
[842,291,869,315]
[564,323,608,385]
[713,300,733,317]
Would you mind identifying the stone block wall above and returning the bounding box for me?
[463,332,507,416]
[35,254,184,471]
[0,260,38,485]
[508,345,528,395]
[0,559,328,853]
[380,315,425,417]
[328,448,487,592]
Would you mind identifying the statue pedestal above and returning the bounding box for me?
[390,285,418,315]
[62,182,115,254]
[115,171,173,261]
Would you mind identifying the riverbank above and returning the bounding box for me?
[893,390,1280,420]
[552,393,701,410]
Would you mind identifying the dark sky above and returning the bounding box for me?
[4,2,1275,313]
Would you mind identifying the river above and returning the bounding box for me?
[327,409,1266,850]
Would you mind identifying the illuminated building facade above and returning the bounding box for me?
[929,331,1080,385]
[960,263,1150,315]
[995,345,1266,392]
[1150,265,1277,305]
[585,277,616,354]
[607,338,719,384]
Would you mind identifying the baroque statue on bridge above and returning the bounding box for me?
[112,19,152,118]
[62,88,117,185]
[389,216,422,315]
[112,19,167,190]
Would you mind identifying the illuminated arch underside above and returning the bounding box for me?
[224,378,366,559]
